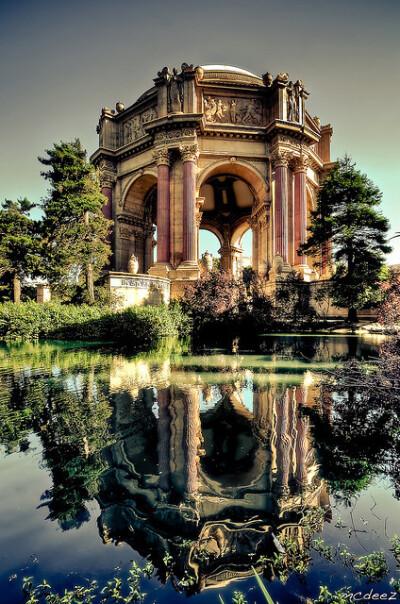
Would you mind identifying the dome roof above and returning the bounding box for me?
[199,65,263,86]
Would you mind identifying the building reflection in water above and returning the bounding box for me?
[97,357,331,593]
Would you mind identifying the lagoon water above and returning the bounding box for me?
[1,335,399,603]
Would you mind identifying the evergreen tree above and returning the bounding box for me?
[0,198,41,303]
[300,156,391,322]
[39,139,112,304]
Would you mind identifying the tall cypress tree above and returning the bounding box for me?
[300,156,391,322]
[0,198,41,303]
[39,139,112,304]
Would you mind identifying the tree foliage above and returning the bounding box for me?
[300,156,391,321]
[39,139,112,304]
[0,198,41,303]
[378,270,400,327]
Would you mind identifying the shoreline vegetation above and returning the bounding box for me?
[0,300,389,349]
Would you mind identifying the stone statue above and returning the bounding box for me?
[229,99,237,123]
[167,68,183,113]
[128,253,139,275]
[287,85,298,122]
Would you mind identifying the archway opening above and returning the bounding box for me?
[232,227,253,279]
[199,229,222,272]
[118,175,157,273]
[199,173,255,276]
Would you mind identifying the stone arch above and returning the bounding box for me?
[197,158,268,204]
[231,217,251,247]
[116,171,158,273]
[199,222,224,247]
[197,160,267,275]
[122,170,158,215]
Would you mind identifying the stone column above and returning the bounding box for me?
[157,388,171,492]
[294,386,310,487]
[293,155,308,265]
[154,148,171,265]
[144,226,155,273]
[195,197,204,263]
[274,390,291,495]
[99,159,117,269]
[271,151,290,262]
[183,387,201,499]
[180,144,199,265]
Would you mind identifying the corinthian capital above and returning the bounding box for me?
[179,143,199,163]
[153,147,171,167]
[270,149,292,168]
[292,153,311,173]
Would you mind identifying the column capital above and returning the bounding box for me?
[292,153,311,173]
[179,143,199,163]
[270,149,292,169]
[99,158,117,188]
[153,147,171,167]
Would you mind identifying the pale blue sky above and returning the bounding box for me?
[0,0,399,262]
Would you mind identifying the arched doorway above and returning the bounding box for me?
[116,173,157,273]
[198,163,266,276]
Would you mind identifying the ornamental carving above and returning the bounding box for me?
[154,128,196,144]
[179,143,199,163]
[124,106,158,145]
[287,82,299,122]
[119,226,134,240]
[156,63,196,113]
[270,150,292,168]
[153,147,171,167]
[99,158,117,187]
[203,96,262,126]
[292,154,311,173]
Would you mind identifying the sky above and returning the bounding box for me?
[0,0,399,263]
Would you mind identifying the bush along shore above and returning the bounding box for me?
[0,301,191,348]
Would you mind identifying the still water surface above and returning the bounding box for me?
[0,335,399,603]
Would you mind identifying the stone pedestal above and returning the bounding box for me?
[37,285,51,303]
[294,264,314,282]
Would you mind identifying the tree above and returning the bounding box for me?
[0,198,41,303]
[39,139,112,304]
[300,156,391,322]
[378,270,400,327]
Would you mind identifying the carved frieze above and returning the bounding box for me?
[124,106,158,145]
[154,128,196,144]
[203,96,262,126]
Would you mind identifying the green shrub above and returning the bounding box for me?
[0,301,190,349]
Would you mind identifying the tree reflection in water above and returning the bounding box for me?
[0,336,396,597]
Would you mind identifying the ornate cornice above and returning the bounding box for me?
[179,143,200,163]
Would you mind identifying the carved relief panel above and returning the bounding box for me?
[203,96,262,126]
[123,106,158,145]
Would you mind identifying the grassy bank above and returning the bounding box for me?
[0,301,190,348]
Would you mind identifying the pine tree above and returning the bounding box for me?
[0,198,41,303]
[39,139,112,304]
[300,156,391,322]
